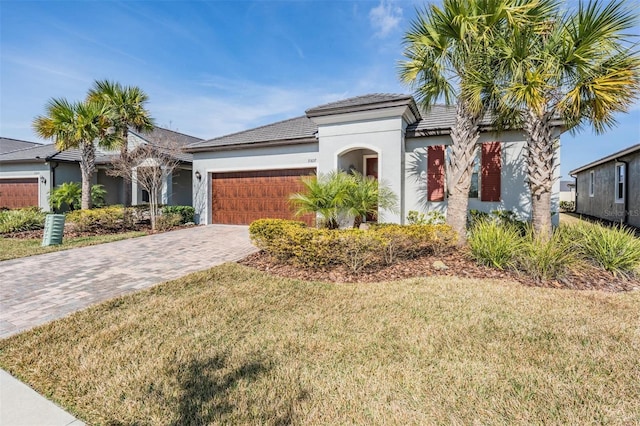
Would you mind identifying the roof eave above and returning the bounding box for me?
[570,143,640,175]
[185,137,318,153]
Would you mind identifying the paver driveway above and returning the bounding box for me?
[0,225,257,339]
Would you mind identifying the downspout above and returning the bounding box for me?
[570,173,578,213]
[615,158,629,225]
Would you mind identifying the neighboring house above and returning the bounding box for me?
[0,128,201,210]
[0,137,41,154]
[185,93,562,226]
[559,180,576,204]
[570,143,640,228]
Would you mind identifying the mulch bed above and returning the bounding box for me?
[240,249,640,293]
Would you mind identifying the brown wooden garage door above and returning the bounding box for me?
[212,168,316,225]
[0,178,39,209]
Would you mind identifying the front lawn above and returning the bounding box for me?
[0,231,147,261]
[0,263,638,424]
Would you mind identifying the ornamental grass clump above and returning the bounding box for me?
[517,229,579,281]
[468,219,523,270]
[572,222,640,278]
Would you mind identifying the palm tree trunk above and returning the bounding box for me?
[121,129,132,206]
[79,141,96,210]
[446,101,482,244]
[524,108,556,241]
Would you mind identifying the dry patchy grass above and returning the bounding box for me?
[0,231,147,261]
[0,263,639,424]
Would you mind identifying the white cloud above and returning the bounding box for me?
[369,0,403,38]
[148,77,350,140]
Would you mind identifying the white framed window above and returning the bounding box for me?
[615,163,625,203]
[589,171,595,197]
[468,154,480,198]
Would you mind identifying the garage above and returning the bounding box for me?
[211,168,316,225]
[0,178,39,209]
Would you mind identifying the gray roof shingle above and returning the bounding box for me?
[0,143,58,163]
[0,127,200,164]
[305,93,416,117]
[186,116,317,151]
[0,137,42,154]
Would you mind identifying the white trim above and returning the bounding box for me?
[206,165,318,225]
[206,163,316,174]
[614,162,625,204]
[333,144,380,171]
[0,174,43,201]
[363,154,378,177]
[589,170,595,197]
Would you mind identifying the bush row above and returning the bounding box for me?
[468,219,640,279]
[0,207,47,234]
[249,219,457,273]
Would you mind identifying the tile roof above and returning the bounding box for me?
[0,137,42,154]
[305,93,416,117]
[0,143,58,163]
[0,127,200,164]
[130,127,202,162]
[186,116,317,151]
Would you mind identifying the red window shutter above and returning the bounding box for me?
[427,145,445,202]
[481,142,501,202]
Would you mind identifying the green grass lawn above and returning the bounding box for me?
[0,231,148,261]
[1,263,638,424]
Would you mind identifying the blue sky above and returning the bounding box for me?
[1,0,638,179]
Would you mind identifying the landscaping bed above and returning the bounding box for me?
[240,249,640,292]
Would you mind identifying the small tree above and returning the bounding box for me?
[108,140,182,230]
[345,172,398,228]
[49,182,107,211]
[290,171,398,229]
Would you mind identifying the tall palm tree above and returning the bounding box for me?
[33,99,115,209]
[87,80,154,205]
[498,0,639,239]
[399,0,536,243]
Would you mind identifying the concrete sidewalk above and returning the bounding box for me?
[0,225,257,425]
[0,370,85,426]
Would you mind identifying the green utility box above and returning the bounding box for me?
[42,214,66,246]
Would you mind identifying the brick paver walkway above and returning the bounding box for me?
[0,225,257,339]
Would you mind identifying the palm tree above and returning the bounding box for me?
[33,99,114,209]
[87,80,154,205]
[290,171,352,229]
[399,0,535,243]
[497,0,640,239]
[345,172,398,228]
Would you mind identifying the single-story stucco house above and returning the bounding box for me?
[185,93,562,226]
[0,127,201,210]
[570,143,640,228]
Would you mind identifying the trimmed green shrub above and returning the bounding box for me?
[161,205,195,224]
[406,210,446,225]
[571,222,640,277]
[0,207,46,234]
[559,201,575,212]
[468,219,523,270]
[66,206,136,232]
[155,213,183,231]
[249,219,457,272]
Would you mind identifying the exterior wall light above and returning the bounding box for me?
[40,175,47,184]
[195,171,202,181]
